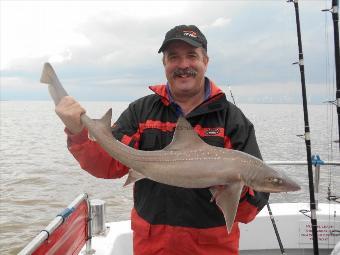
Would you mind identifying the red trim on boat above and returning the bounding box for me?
[32,201,88,255]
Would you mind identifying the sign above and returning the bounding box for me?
[299,221,340,245]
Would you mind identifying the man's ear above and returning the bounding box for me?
[162,54,166,66]
[204,55,209,65]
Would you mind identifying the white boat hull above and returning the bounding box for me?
[239,203,339,254]
[80,202,340,255]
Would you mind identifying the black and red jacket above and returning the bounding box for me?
[66,79,269,255]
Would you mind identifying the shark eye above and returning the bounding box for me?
[265,177,283,185]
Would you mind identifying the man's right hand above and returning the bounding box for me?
[55,96,86,134]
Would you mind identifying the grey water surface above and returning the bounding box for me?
[0,101,338,254]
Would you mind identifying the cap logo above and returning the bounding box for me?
[182,30,197,38]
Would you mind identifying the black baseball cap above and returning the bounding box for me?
[158,25,207,53]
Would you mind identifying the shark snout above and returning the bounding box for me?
[256,168,301,193]
[282,176,301,192]
[267,172,301,192]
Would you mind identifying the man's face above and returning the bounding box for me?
[163,40,209,99]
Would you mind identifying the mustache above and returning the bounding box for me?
[173,68,197,78]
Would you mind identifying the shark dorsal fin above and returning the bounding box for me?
[164,117,209,151]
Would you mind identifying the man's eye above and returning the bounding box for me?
[168,55,178,60]
[188,54,198,59]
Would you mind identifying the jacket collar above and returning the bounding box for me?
[149,78,224,106]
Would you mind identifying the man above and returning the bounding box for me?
[56,25,269,255]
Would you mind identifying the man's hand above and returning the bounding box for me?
[55,96,86,134]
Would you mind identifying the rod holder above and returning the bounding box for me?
[90,199,107,236]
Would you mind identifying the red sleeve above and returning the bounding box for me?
[65,128,129,179]
[235,187,260,223]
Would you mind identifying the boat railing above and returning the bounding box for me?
[266,160,340,166]
[18,193,92,255]
[266,159,340,207]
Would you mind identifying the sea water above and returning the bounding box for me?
[0,101,339,254]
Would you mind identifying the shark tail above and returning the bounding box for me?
[40,62,68,106]
[40,63,55,84]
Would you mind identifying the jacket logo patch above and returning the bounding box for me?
[205,128,220,136]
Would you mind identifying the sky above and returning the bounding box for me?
[0,0,337,103]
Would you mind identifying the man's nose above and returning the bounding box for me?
[177,56,190,68]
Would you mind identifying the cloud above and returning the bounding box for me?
[0,1,335,103]
[212,17,231,28]
[0,1,93,69]
[1,76,48,100]
[1,1,246,69]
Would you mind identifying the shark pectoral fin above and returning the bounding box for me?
[209,182,244,234]
[123,169,145,187]
[164,117,210,151]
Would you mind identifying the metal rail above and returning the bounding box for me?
[18,193,89,255]
[266,161,340,166]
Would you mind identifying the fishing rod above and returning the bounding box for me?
[266,203,286,255]
[288,0,319,254]
[228,86,236,105]
[322,0,340,147]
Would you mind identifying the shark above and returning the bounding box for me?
[40,62,300,233]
